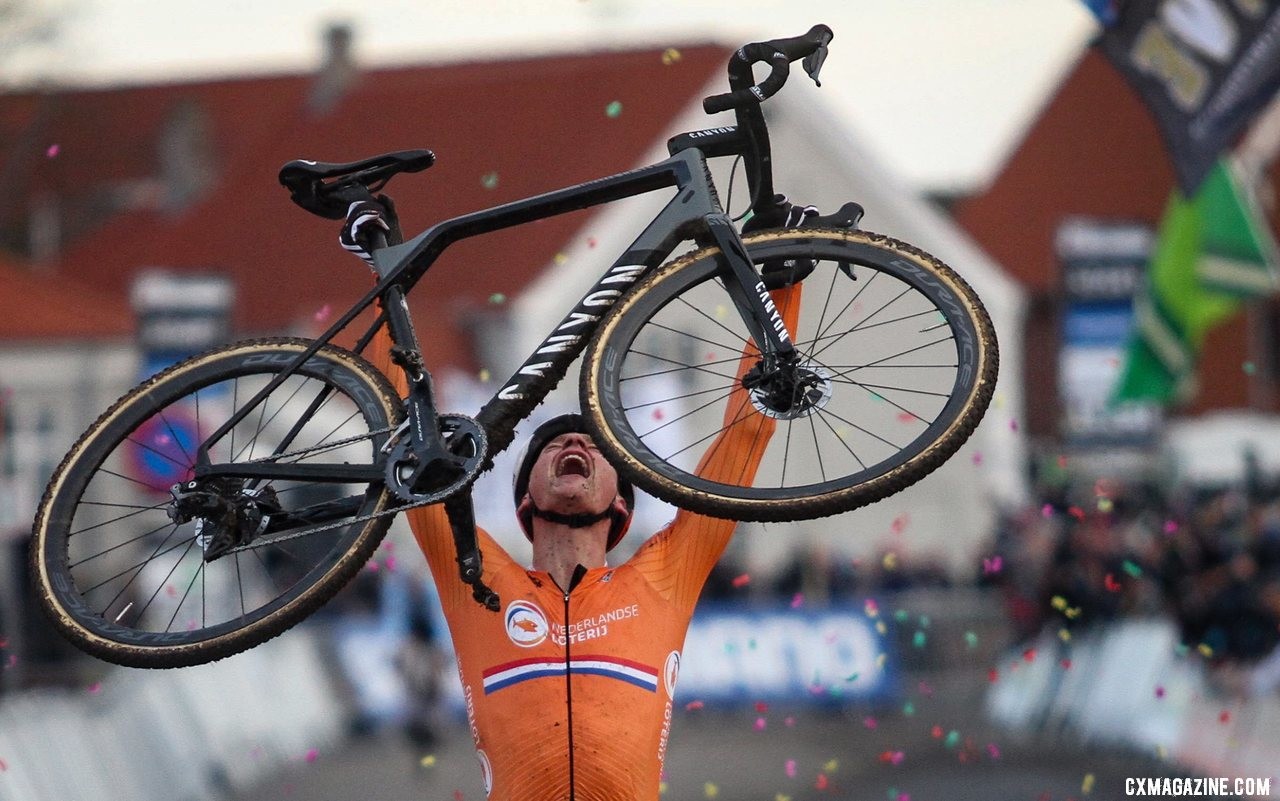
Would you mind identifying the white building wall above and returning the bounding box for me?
[480,77,1028,581]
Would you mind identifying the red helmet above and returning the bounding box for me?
[512,414,634,551]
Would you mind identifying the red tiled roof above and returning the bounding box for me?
[0,255,133,340]
[953,46,1280,294]
[0,47,729,369]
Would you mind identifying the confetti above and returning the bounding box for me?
[986,743,1001,759]
[685,700,705,711]
[313,304,331,323]
[1061,658,1073,669]
[987,668,999,683]
[864,599,880,618]
[732,573,751,588]
[661,47,682,65]
[754,701,769,713]
[1058,628,1072,643]
[87,682,102,694]
[902,701,915,716]
[605,101,623,118]
[917,680,933,697]
[1198,643,1214,658]
[982,555,1003,575]
[0,637,7,648]
[1041,503,1054,518]
[775,795,791,801]
[930,725,943,739]
[587,236,598,248]
[0,758,6,771]
[489,292,506,305]
[1009,418,1019,431]
[890,514,909,534]
[815,774,829,790]
[785,759,797,778]
[944,730,960,749]
[964,631,979,649]
[1097,497,1114,513]
[305,748,319,763]
[1022,647,1037,662]
[1121,560,1143,578]
[46,144,59,158]
[882,552,898,570]
[1219,710,1231,724]
[1243,361,1257,374]
[879,751,904,765]
[1068,506,1085,520]
[1155,686,1165,699]
[481,172,499,189]
[420,755,437,768]
[912,631,926,649]
[863,716,878,729]
[478,369,491,382]
[784,716,796,727]
[704,782,719,798]
[876,653,887,670]
[971,451,983,465]
[1163,519,1179,535]
[1104,573,1122,592]
[790,593,804,609]
[754,717,767,731]
[1083,773,1095,794]
[553,252,569,265]
[844,672,860,683]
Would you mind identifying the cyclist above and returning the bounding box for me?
[346,201,801,800]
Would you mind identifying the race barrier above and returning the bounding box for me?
[0,631,343,801]
[986,619,1280,798]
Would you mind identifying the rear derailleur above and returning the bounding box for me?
[168,478,283,562]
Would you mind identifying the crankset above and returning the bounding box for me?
[383,413,488,504]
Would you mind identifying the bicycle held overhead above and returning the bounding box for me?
[31,23,997,673]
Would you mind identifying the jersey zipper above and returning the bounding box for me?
[563,564,587,801]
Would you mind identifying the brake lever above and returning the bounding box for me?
[802,45,829,86]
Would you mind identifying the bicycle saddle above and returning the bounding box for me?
[279,149,435,219]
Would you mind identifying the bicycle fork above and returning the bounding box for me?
[702,213,798,365]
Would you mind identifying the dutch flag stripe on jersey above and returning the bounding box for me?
[483,655,658,694]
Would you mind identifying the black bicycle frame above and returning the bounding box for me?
[197,144,797,486]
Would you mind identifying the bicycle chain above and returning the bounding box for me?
[222,425,446,554]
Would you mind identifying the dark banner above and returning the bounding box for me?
[1098,0,1280,195]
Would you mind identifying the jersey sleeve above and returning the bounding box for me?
[367,320,516,614]
[625,284,803,611]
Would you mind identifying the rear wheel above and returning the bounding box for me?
[31,338,401,668]
[581,228,998,520]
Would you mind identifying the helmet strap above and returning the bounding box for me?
[528,502,615,529]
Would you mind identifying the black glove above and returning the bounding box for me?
[339,199,392,267]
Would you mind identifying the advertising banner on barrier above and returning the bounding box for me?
[671,603,896,706]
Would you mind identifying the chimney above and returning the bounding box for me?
[309,22,357,115]
[158,98,216,214]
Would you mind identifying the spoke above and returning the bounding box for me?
[70,520,176,568]
[622,382,739,413]
[135,537,199,628]
[813,409,869,470]
[300,410,363,462]
[625,349,741,384]
[823,336,956,380]
[814,268,879,346]
[665,394,759,464]
[641,319,745,358]
[674,291,752,347]
[807,411,827,483]
[125,432,194,473]
[733,406,770,488]
[153,406,195,467]
[810,286,912,363]
[637,384,737,440]
[166,557,206,633]
[834,379,951,400]
[84,529,189,597]
[806,263,842,365]
[813,405,906,453]
[70,500,172,538]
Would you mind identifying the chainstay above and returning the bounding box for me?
[225,491,435,553]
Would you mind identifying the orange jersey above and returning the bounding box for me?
[376,285,800,801]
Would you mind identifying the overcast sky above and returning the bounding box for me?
[6,0,1098,192]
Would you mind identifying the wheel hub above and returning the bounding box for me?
[746,360,833,420]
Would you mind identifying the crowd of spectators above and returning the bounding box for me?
[985,469,1280,695]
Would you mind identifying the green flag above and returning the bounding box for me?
[1113,158,1279,405]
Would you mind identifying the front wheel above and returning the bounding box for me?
[581,228,998,521]
[31,338,402,668]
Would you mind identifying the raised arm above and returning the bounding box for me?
[625,283,802,608]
